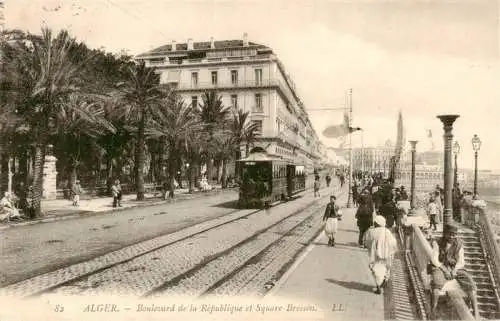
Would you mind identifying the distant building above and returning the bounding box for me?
[135,34,323,173]
[395,148,444,192]
[352,140,395,175]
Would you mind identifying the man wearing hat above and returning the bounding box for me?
[364,215,397,294]
[429,223,478,319]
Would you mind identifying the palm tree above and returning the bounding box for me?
[198,91,231,182]
[230,108,260,158]
[7,28,93,217]
[52,94,115,187]
[116,61,166,200]
[147,93,203,198]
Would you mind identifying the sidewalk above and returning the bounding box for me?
[267,207,387,321]
[1,185,231,229]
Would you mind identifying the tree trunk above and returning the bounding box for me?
[187,162,194,193]
[221,159,228,189]
[207,158,213,184]
[194,162,201,189]
[106,156,113,195]
[69,161,78,188]
[0,142,3,194]
[167,156,176,198]
[135,113,146,200]
[156,141,164,186]
[32,144,46,218]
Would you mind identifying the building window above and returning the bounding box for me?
[231,70,238,85]
[255,69,262,85]
[211,71,218,85]
[231,94,238,109]
[252,120,262,136]
[191,72,198,87]
[254,93,262,112]
[191,96,198,108]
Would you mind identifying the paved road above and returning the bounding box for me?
[0,182,339,288]
[0,191,240,286]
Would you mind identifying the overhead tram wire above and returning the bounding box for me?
[99,0,169,43]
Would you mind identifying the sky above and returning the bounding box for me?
[4,0,500,170]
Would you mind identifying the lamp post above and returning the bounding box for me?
[437,115,460,232]
[409,140,418,215]
[471,134,481,198]
[453,141,460,189]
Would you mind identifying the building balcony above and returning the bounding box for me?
[173,79,280,92]
[144,54,273,68]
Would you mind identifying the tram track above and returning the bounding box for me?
[149,189,346,299]
[1,187,337,298]
[146,199,328,298]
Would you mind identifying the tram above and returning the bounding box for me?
[237,148,306,208]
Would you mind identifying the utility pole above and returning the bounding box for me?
[361,129,364,172]
[347,89,354,208]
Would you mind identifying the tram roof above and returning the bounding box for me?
[237,152,287,163]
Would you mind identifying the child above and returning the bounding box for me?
[427,197,439,231]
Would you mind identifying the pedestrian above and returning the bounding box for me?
[314,177,321,198]
[352,182,359,207]
[356,201,373,247]
[116,179,122,207]
[0,192,22,221]
[398,186,409,201]
[427,197,439,231]
[24,185,35,218]
[364,215,397,295]
[71,180,83,206]
[433,190,443,224]
[378,194,396,229]
[428,223,478,319]
[325,174,331,187]
[323,195,341,246]
[111,180,120,208]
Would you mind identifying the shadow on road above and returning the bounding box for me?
[335,241,360,247]
[210,200,240,209]
[325,278,373,293]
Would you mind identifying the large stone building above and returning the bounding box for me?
[135,34,325,173]
[352,140,395,175]
[395,149,447,192]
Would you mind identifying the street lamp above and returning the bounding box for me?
[453,141,460,189]
[471,134,481,198]
[409,140,418,215]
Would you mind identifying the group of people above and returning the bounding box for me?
[320,173,476,308]
[319,173,399,295]
[322,191,398,295]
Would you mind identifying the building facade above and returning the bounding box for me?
[135,34,324,173]
[395,149,446,192]
[352,140,395,175]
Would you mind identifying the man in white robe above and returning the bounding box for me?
[364,215,398,294]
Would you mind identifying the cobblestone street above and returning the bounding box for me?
[0,191,240,286]
[1,183,340,296]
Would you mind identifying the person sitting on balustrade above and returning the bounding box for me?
[429,222,478,320]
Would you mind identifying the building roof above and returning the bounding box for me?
[136,40,272,58]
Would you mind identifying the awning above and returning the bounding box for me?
[166,70,181,83]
